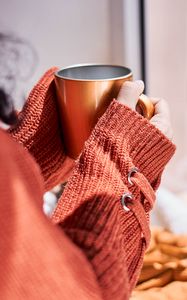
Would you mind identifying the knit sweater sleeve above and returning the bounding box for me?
[52,100,176,300]
[8,68,75,191]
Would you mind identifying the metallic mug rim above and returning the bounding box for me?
[55,63,133,82]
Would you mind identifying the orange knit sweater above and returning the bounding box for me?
[0,68,175,300]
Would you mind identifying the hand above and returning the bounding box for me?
[117,80,145,110]
[117,80,173,140]
[149,98,173,140]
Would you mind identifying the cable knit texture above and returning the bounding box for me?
[0,68,176,300]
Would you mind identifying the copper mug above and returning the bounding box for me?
[54,64,154,159]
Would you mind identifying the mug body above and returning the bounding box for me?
[55,64,132,159]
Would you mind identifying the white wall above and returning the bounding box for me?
[0,0,112,104]
[0,0,143,104]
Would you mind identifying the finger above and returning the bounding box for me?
[117,80,144,110]
[150,113,173,140]
[149,98,170,118]
[146,98,173,140]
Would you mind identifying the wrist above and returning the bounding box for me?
[90,99,176,185]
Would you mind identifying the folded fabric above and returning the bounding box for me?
[131,281,187,300]
[130,227,187,299]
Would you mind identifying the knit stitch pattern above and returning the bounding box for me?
[0,129,102,300]
[1,68,176,300]
[52,99,175,299]
[9,68,75,191]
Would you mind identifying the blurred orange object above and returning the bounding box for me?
[131,228,187,299]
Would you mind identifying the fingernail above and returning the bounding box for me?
[134,80,144,91]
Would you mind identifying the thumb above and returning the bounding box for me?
[117,80,144,110]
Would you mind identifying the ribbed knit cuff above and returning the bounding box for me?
[91,99,176,186]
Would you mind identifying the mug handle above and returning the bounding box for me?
[137,94,154,120]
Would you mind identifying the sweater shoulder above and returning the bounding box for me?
[0,128,44,200]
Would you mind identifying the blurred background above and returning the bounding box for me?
[1,0,187,229]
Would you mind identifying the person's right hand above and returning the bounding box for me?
[117,80,173,141]
[149,97,173,140]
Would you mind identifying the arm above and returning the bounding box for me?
[52,97,175,300]
[0,128,103,300]
[8,68,75,191]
